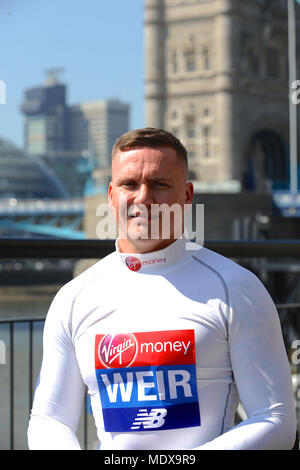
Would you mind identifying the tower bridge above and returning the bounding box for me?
[0,198,85,239]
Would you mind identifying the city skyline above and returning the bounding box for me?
[1,0,300,155]
[0,0,144,149]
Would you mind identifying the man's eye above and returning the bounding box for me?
[123,181,136,187]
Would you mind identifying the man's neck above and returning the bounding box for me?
[117,237,178,254]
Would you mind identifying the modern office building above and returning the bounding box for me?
[67,99,130,168]
[144,0,300,191]
[40,151,95,198]
[21,76,130,178]
[21,75,68,156]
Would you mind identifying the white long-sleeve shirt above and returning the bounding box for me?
[28,237,297,450]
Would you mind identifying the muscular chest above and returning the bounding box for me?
[71,277,231,434]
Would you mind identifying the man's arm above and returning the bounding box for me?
[27,286,86,450]
[197,269,297,450]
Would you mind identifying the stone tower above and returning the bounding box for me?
[145,0,300,191]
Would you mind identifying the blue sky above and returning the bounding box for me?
[0,0,145,148]
[1,0,299,150]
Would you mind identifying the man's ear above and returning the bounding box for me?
[185,181,194,205]
[108,182,113,211]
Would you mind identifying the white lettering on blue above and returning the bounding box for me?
[156,370,166,400]
[168,370,192,399]
[131,408,168,430]
[136,371,157,401]
[100,372,133,402]
[100,369,192,403]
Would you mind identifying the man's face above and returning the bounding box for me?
[108,146,194,253]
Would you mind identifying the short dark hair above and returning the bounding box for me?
[112,127,188,171]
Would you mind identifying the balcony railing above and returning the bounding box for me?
[0,238,299,450]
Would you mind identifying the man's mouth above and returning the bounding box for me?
[128,212,158,220]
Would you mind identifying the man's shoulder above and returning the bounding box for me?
[56,250,118,300]
[191,244,258,287]
[44,250,119,331]
[191,245,271,312]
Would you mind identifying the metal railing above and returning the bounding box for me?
[0,238,299,450]
[0,316,92,450]
[0,318,45,450]
[1,238,300,259]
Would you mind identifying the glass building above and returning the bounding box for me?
[0,137,68,199]
[21,79,68,156]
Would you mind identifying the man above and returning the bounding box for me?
[28,127,296,450]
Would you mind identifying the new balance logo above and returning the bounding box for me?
[131,408,167,430]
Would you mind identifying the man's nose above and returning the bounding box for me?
[133,184,155,204]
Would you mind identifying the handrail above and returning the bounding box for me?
[1,238,300,258]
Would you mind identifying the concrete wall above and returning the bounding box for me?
[193,192,272,240]
[83,193,109,239]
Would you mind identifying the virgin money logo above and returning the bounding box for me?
[99,333,137,368]
[125,256,142,271]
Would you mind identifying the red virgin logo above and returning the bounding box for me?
[98,333,137,368]
[125,256,142,271]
